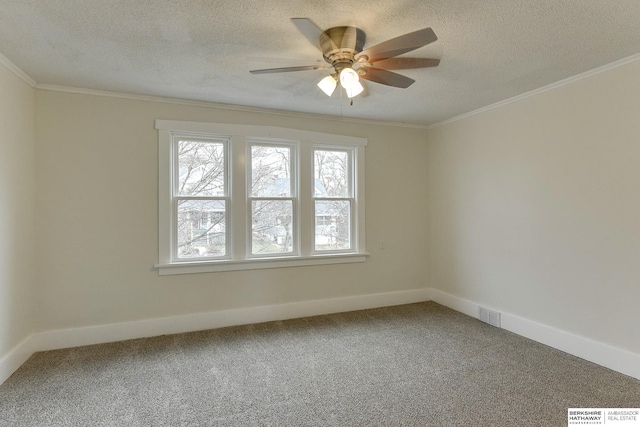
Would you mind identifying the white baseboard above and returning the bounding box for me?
[0,288,429,385]
[32,288,432,353]
[429,288,640,380]
[0,336,35,385]
[4,287,638,386]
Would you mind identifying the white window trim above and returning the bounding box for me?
[246,139,298,258]
[311,145,356,255]
[155,120,368,275]
[171,134,231,262]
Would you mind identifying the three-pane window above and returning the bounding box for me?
[156,121,367,274]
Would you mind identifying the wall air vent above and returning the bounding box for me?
[478,306,501,328]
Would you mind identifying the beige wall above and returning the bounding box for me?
[426,60,640,354]
[34,90,430,331]
[0,64,36,357]
[7,50,638,369]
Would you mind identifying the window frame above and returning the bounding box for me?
[312,146,356,254]
[156,120,368,275]
[173,134,230,261]
[247,139,298,258]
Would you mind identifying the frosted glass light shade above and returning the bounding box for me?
[344,80,364,98]
[317,75,337,96]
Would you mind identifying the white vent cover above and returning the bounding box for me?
[478,306,501,328]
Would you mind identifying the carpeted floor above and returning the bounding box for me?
[1,302,639,426]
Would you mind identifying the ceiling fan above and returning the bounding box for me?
[250,18,440,99]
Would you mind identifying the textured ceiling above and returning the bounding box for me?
[2,1,640,126]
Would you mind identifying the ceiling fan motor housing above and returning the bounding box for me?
[320,26,366,71]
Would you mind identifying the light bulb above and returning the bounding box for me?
[317,75,337,96]
[339,67,359,89]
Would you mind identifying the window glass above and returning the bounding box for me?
[251,200,293,254]
[314,200,351,251]
[314,150,349,198]
[177,200,226,258]
[178,140,225,196]
[251,145,291,197]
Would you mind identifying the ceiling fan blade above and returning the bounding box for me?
[291,18,323,52]
[357,27,437,62]
[371,57,440,70]
[250,65,325,74]
[360,67,415,88]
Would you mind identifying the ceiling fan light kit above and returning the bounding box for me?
[317,74,337,96]
[339,67,364,98]
[250,18,440,100]
[344,79,364,98]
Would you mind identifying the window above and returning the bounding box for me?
[156,121,367,274]
[314,149,353,252]
[175,137,228,259]
[249,142,295,256]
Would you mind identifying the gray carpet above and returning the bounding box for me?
[1,302,639,426]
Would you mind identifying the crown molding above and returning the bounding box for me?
[0,51,37,87]
[35,84,430,130]
[6,47,640,131]
[426,52,640,130]
[0,51,426,129]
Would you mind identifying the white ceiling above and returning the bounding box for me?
[2,0,640,127]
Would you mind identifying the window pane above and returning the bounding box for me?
[315,200,351,251]
[251,200,293,254]
[177,200,226,258]
[251,145,291,197]
[314,150,349,197]
[178,140,225,196]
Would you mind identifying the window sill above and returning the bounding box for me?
[154,252,369,275]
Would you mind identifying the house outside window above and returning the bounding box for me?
[155,121,367,275]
